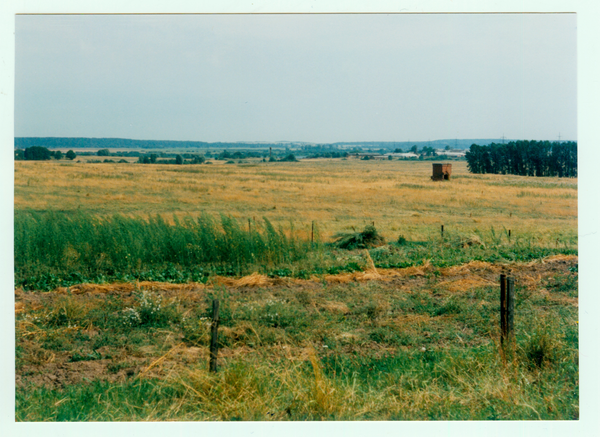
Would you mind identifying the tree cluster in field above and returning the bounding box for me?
[304,151,349,159]
[15,146,77,161]
[396,145,436,156]
[137,153,205,165]
[465,141,577,177]
[214,150,264,160]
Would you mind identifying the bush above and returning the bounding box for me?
[97,149,110,157]
[280,154,297,162]
[66,150,77,160]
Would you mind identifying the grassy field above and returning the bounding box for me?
[14,159,577,241]
[13,158,578,421]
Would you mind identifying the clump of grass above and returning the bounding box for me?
[332,225,385,250]
[520,324,561,369]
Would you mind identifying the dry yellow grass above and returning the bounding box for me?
[14,159,577,242]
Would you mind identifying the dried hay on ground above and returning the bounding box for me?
[318,301,351,314]
[217,272,271,288]
[15,302,25,314]
[461,235,485,248]
[55,281,206,295]
[543,254,578,263]
[393,266,427,277]
[520,274,543,291]
[323,273,353,284]
[212,272,300,288]
[437,277,497,293]
[463,260,499,271]
[393,313,435,324]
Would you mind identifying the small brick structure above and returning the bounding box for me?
[431,163,452,181]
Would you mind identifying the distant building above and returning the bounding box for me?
[388,152,419,159]
[435,149,466,157]
[352,152,420,159]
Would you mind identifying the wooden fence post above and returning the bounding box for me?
[441,224,444,239]
[507,277,515,339]
[500,275,515,347]
[311,221,314,244]
[209,299,220,373]
[500,274,507,345]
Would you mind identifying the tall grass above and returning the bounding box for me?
[15,211,315,289]
[15,210,577,291]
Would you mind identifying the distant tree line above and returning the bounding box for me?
[14,137,310,150]
[137,153,205,164]
[304,151,349,159]
[214,150,263,160]
[465,141,577,177]
[16,137,511,152]
[15,146,76,161]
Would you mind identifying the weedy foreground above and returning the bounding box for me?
[15,255,578,421]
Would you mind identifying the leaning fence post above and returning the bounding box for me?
[209,299,220,373]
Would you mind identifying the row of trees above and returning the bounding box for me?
[137,153,205,164]
[15,146,76,161]
[465,141,577,177]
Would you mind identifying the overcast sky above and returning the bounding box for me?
[14,13,577,143]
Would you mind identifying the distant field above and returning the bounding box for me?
[14,159,577,243]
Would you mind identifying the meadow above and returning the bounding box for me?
[14,158,578,420]
[14,159,577,239]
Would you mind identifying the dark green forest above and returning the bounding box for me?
[465,141,577,177]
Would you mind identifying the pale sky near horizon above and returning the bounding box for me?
[14,13,577,143]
